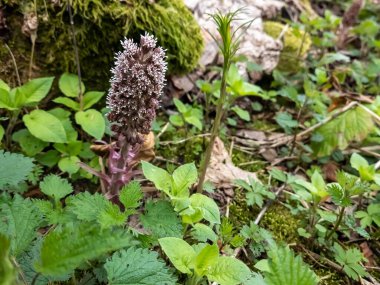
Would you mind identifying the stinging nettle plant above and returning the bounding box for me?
[80,33,167,198]
[197,9,254,192]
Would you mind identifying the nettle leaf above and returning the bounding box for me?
[172,162,197,197]
[208,256,251,285]
[19,77,54,105]
[24,110,67,143]
[75,109,105,140]
[264,246,318,285]
[35,224,132,276]
[158,237,196,274]
[119,181,143,215]
[66,192,126,228]
[312,107,374,156]
[105,247,177,285]
[142,162,172,195]
[83,91,105,110]
[59,73,85,98]
[327,183,350,207]
[0,195,43,257]
[39,175,73,202]
[140,200,183,239]
[0,150,34,190]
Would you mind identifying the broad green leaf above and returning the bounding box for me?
[188,194,220,224]
[140,200,183,239]
[142,162,172,195]
[311,171,328,198]
[191,223,218,243]
[59,73,85,98]
[105,247,177,285]
[173,98,187,113]
[0,151,34,190]
[19,77,54,104]
[0,88,15,110]
[48,108,78,142]
[75,109,105,140]
[275,112,298,134]
[350,153,369,170]
[312,107,374,156]
[208,256,251,285]
[169,114,184,127]
[0,195,43,257]
[231,106,250,121]
[83,91,105,110]
[58,156,80,174]
[53,97,80,111]
[12,129,49,157]
[39,175,73,202]
[35,224,132,276]
[184,114,203,130]
[23,110,67,143]
[158,237,196,274]
[0,79,10,91]
[172,163,197,197]
[0,235,17,285]
[194,244,219,276]
[36,150,61,167]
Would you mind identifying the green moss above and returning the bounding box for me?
[313,267,346,285]
[260,204,300,243]
[264,21,311,73]
[229,188,258,229]
[1,0,203,88]
[231,149,266,173]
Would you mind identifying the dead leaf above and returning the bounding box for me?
[205,137,258,189]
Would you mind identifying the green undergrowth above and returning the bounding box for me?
[1,0,203,88]
[260,204,301,243]
[229,188,258,228]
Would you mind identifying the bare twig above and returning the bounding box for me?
[4,43,21,86]
[254,184,286,225]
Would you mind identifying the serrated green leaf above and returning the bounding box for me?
[105,247,177,285]
[119,181,143,213]
[140,200,183,239]
[0,195,43,257]
[0,151,34,190]
[39,175,73,202]
[35,224,132,276]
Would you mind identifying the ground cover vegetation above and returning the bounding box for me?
[0,0,380,284]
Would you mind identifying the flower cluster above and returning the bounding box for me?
[107,33,167,145]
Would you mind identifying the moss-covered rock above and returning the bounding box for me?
[1,0,203,88]
[263,21,311,73]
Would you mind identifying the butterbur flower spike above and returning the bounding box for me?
[107,33,167,145]
[80,33,166,199]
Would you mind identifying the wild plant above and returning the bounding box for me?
[79,33,167,199]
